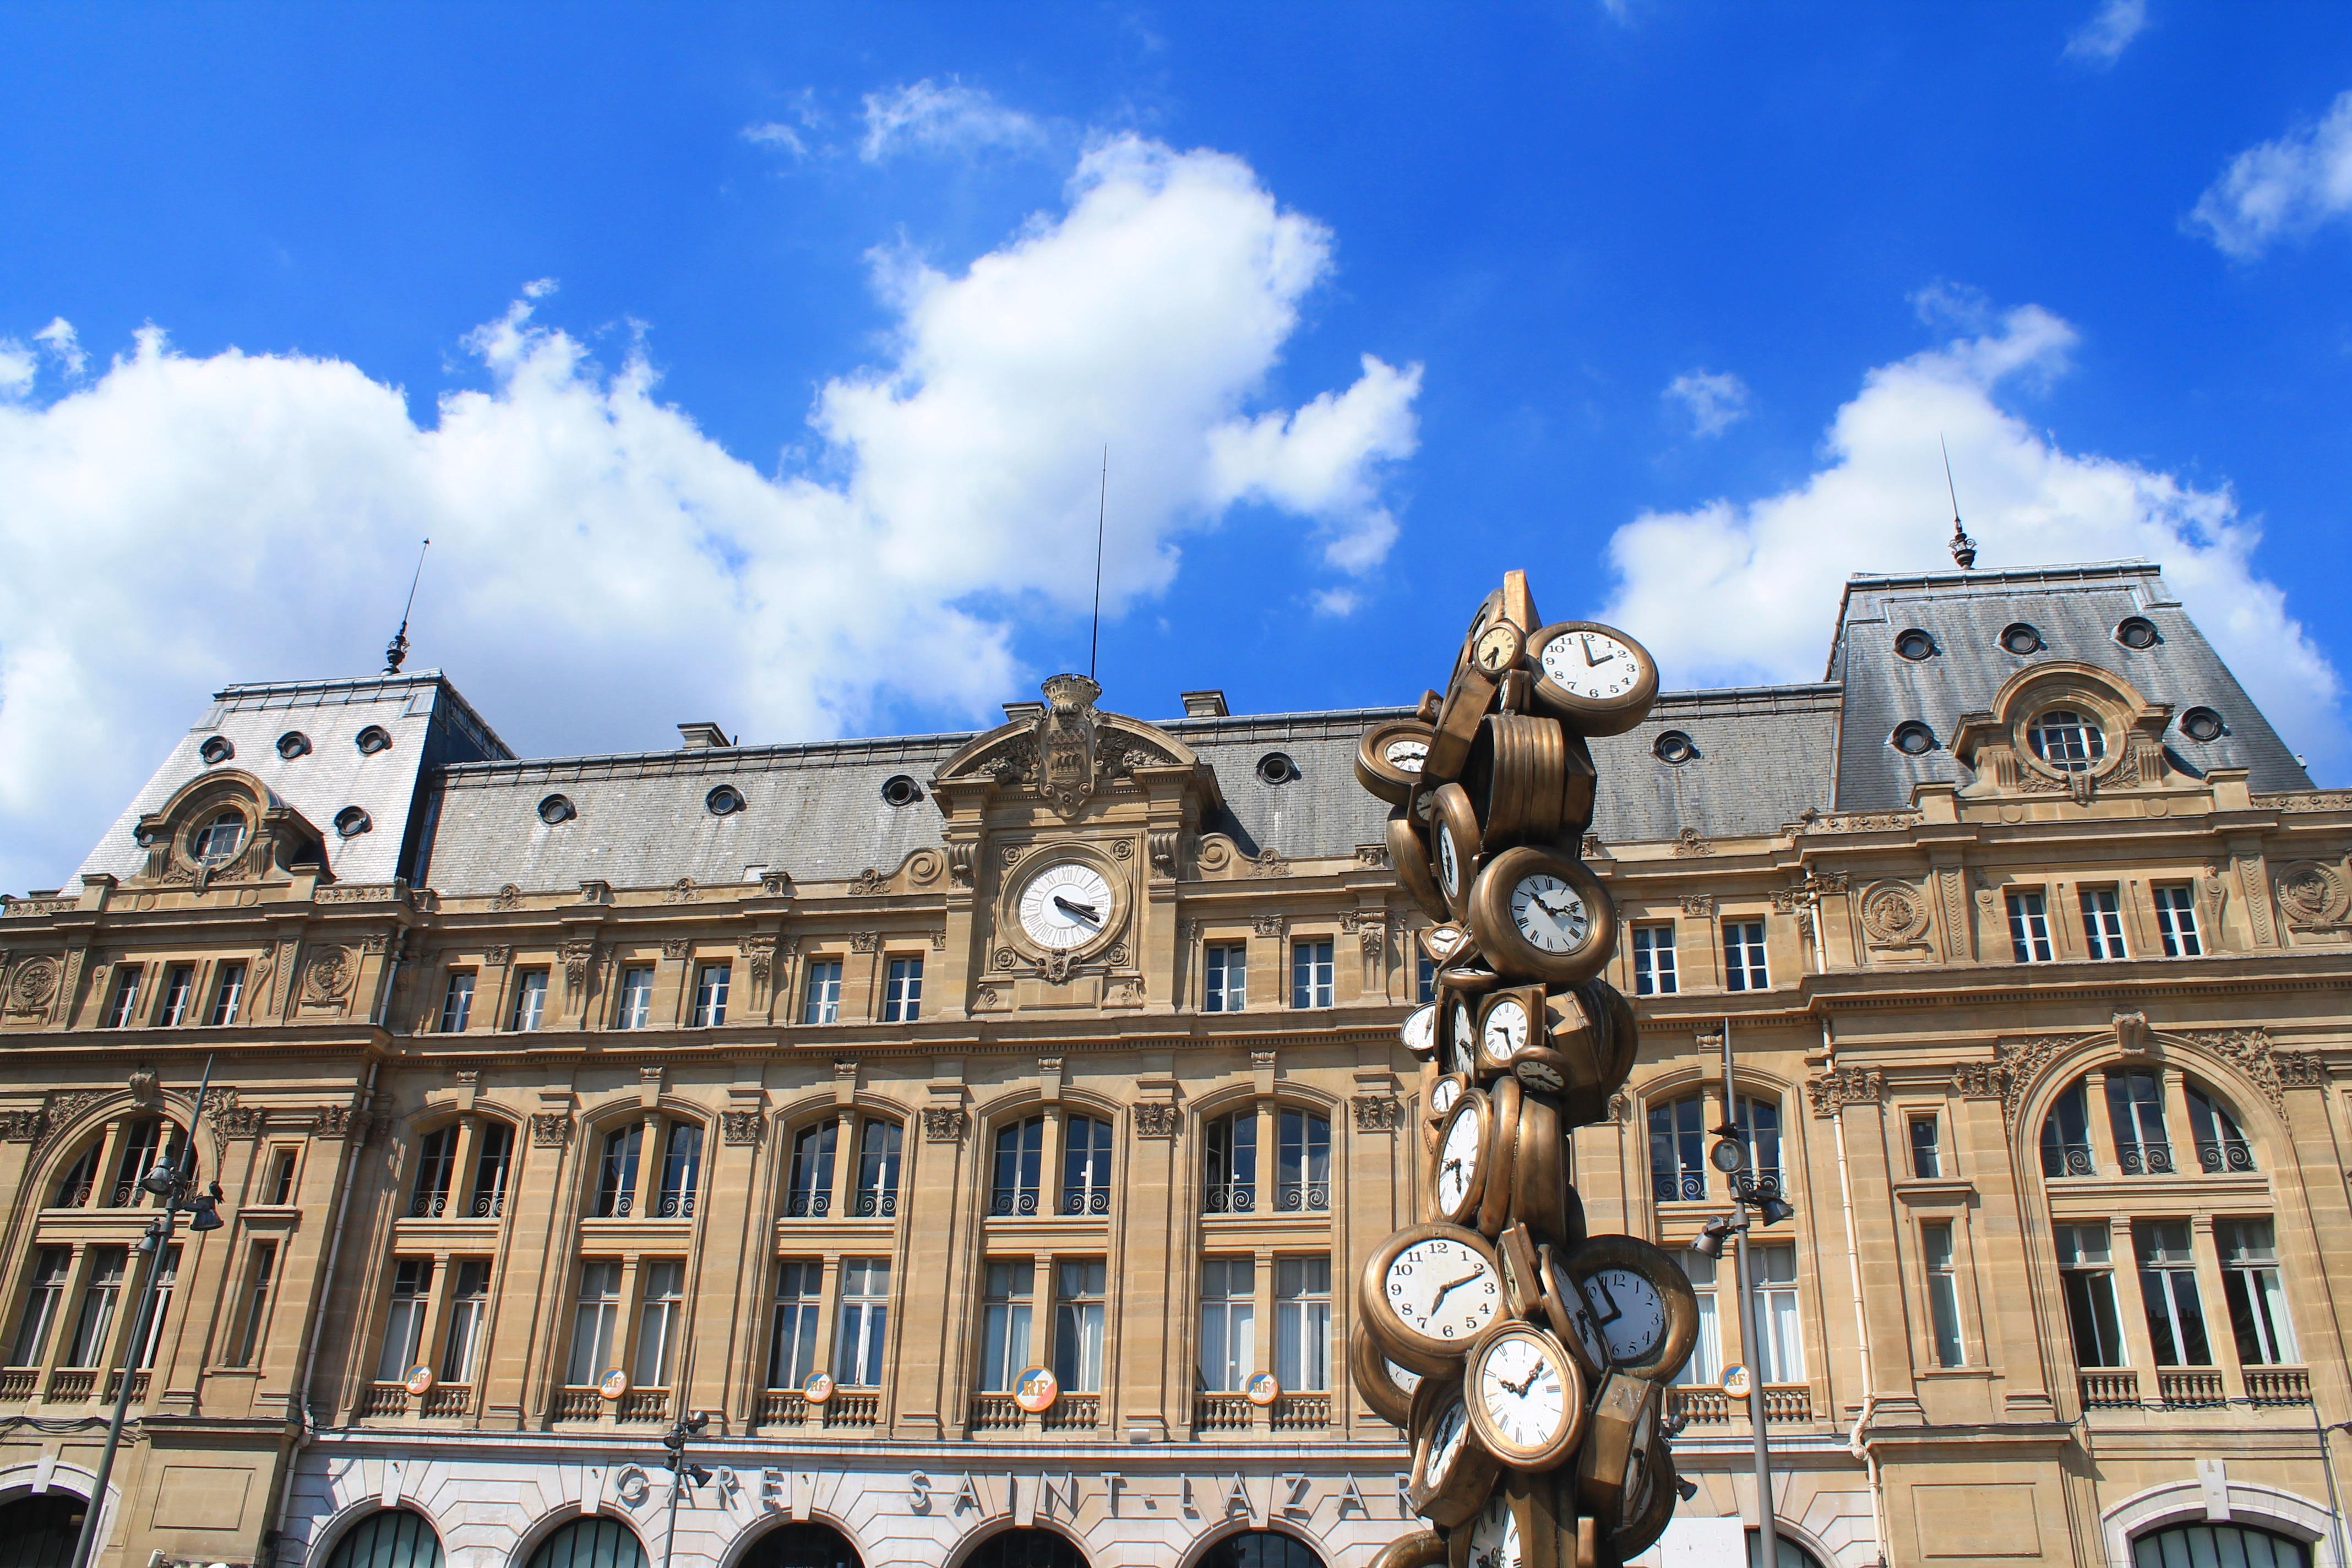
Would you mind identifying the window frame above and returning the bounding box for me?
[1204,943,1248,1013]
[2007,890,2055,964]
[690,962,731,1028]
[1053,1259,1107,1393]
[802,959,845,1026]
[833,1257,890,1387]
[510,968,549,1032]
[881,955,924,1023]
[1196,1256,1256,1393]
[1631,923,1679,997]
[2079,886,2128,961]
[614,966,655,1031]
[1723,919,1769,991]
[1273,1254,1332,1393]
[1289,938,1335,1009]
[438,972,476,1034]
[2152,884,2203,957]
[1920,1220,1965,1368]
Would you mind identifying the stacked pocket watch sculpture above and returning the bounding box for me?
[1352,573,1699,1568]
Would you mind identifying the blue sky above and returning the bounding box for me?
[5,2,2352,891]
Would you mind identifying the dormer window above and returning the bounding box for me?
[192,810,247,862]
[1893,628,1936,661]
[2027,709,2105,772]
[198,736,234,765]
[355,726,393,756]
[276,731,312,759]
[2000,622,2044,656]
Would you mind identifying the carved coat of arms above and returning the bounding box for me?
[1036,674,1103,819]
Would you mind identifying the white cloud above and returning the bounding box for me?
[34,318,85,378]
[2191,89,2352,258]
[0,341,32,400]
[2063,0,2148,67]
[1600,300,2345,772]
[1313,587,1363,617]
[859,78,1048,162]
[1663,368,1750,438]
[742,121,808,159]
[0,133,1418,893]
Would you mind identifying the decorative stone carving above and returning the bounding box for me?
[759,872,791,897]
[2186,1029,2305,1114]
[742,935,778,984]
[1251,848,1291,878]
[32,1091,100,1153]
[930,930,947,951]
[1606,1091,1631,1124]
[0,1107,43,1141]
[313,1103,364,1139]
[973,983,1009,1012]
[127,1069,160,1108]
[1253,914,1288,938]
[578,880,614,905]
[2275,1052,2327,1089]
[906,850,944,886]
[361,932,391,955]
[721,1109,766,1147]
[662,939,690,961]
[1106,975,1144,1005]
[921,1107,968,1143]
[1133,1104,1180,1139]
[2253,791,2352,812]
[1678,894,1715,916]
[1195,837,1235,876]
[1581,834,1605,859]
[851,932,881,954]
[1352,1095,1404,1132]
[482,945,512,967]
[494,883,522,910]
[848,868,888,896]
[1183,919,1204,943]
[530,1112,574,1148]
[1951,1061,2001,1099]
[1355,843,1391,870]
[1798,810,1923,835]
[1002,844,1027,868]
[209,1088,265,1142]
[947,842,975,888]
[1858,881,1931,948]
[1038,673,1104,818]
[1672,827,1712,857]
[6,955,58,1014]
[2113,1010,2154,1054]
[2236,855,2275,946]
[560,939,597,990]
[1805,1068,1886,1116]
[315,884,402,904]
[300,945,357,1007]
[1151,829,1182,878]
[993,948,1019,972]
[665,878,699,905]
[2275,861,2350,929]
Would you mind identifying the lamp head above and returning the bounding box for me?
[1708,1135,1745,1175]
[1758,1195,1796,1227]
[1675,1475,1700,1502]
[139,1166,177,1197]
[187,1194,224,1232]
[1688,1215,1736,1259]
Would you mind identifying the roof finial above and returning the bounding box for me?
[385,538,431,674]
[1942,437,1977,569]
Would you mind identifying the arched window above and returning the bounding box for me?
[595,1125,640,1217]
[525,1518,647,1568]
[1204,1111,1256,1213]
[992,1116,1044,1216]
[2188,1085,2254,1173]
[1202,1533,1325,1568]
[1060,1116,1112,1215]
[966,1531,1088,1568]
[50,1140,100,1209]
[1648,1095,1706,1202]
[323,1509,444,1568]
[786,1123,836,1217]
[2105,1071,2174,1175]
[192,809,247,862]
[655,1120,702,1218]
[1746,1532,1828,1568]
[1276,1110,1330,1213]
[0,1496,88,1568]
[741,1522,864,1568]
[410,1126,457,1217]
[109,1119,173,1207]
[1735,1095,1783,1195]
[591,1118,700,1219]
[853,1118,901,1217]
[2040,1080,2094,1177]
[2132,1524,2310,1568]
[471,1120,514,1218]
[2028,709,2106,771]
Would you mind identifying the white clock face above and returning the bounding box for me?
[1540,629,1645,700]
[1439,825,1462,896]
[1429,1076,1463,1121]
[1511,873,1590,954]
[1581,1266,1668,1363]
[1481,998,1529,1067]
[1549,1256,1612,1371]
[1451,1004,1476,1074]
[1479,1336,1569,1451]
[1388,1358,1424,1397]
[1428,1395,1469,1484]
[1467,1493,1520,1568]
[1016,862,1115,950]
[1384,737,1429,774]
[1383,1236,1502,1346]
[1401,1004,1438,1057]
[1436,1105,1483,1216]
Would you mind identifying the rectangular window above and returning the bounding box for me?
[510,970,548,1031]
[595,1125,642,1218]
[834,1259,890,1387]
[1632,924,1679,996]
[802,960,843,1025]
[1290,940,1335,1009]
[567,1261,623,1385]
[1274,1256,1332,1392]
[1276,1109,1330,1213]
[615,967,654,1030]
[2007,891,2054,963]
[979,1261,1034,1392]
[656,1120,702,1218]
[2153,884,2203,957]
[1197,1257,1255,1393]
[2055,1223,2126,1367]
[438,972,475,1033]
[1736,1096,1783,1195]
[1723,921,1769,991]
[2105,1070,2174,1175]
[266,1148,298,1205]
[767,1261,823,1389]
[159,964,195,1027]
[133,1244,179,1370]
[375,1258,435,1381]
[104,967,143,1029]
[410,1126,456,1217]
[470,1121,513,1219]
[440,1260,490,1383]
[1672,1251,1722,1386]
[1748,1243,1803,1382]
[2135,1220,2212,1366]
[1908,1115,1943,1179]
[1648,1098,1707,1204]
[787,1122,837,1217]
[1204,1112,1257,1214]
[1415,952,1435,1005]
[1204,944,1248,1012]
[1061,1116,1112,1216]
[2218,1219,2298,1366]
[227,1242,276,1368]
[208,961,247,1026]
[692,963,730,1027]
[10,1248,70,1366]
[992,1117,1044,1217]
[855,1119,901,1217]
[633,1260,684,1387]
[2081,888,2128,960]
[882,957,923,1022]
[1922,1222,1964,1368]
[112,1120,166,1208]
[1054,1260,1107,1393]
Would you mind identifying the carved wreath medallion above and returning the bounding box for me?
[1858,880,1930,947]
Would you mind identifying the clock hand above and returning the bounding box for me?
[1580,634,1597,667]
[1052,895,1101,923]
[1427,1272,1483,1309]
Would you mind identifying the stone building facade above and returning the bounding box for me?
[0,558,2346,1568]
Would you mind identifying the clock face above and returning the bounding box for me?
[1016,862,1115,950]
[1435,1101,1484,1219]
[1438,824,1463,896]
[1482,997,1529,1068]
[1450,1003,1476,1075]
[1401,1004,1438,1057]
[1538,628,1645,700]
[1581,1266,1669,1365]
[1547,1253,1613,1374]
[1388,1358,1424,1397]
[1510,873,1591,955]
[1477,1333,1571,1453]
[1385,736,1430,773]
[1474,623,1522,675]
[1428,1393,1470,1485]
[1429,1075,1463,1121]
[1382,1234,1502,1347]
[1467,1493,1520,1568]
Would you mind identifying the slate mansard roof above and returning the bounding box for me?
[64,559,2316,900]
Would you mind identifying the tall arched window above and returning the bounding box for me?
[1276,1110,1330,1213]
[2188,1085,2254,1173]
[410,1127,457,1217]
[1203,1533,1325,1568]
[966,1531,1088,1568]
[595,1125,640,1218]
[50,1141,99,1209]
[1060,1116,1111,1215]
[2040,1080,2094,1177]
[853,1118,901,1217]
[1735,1095,1783,1195]
[993,1116,1044,1216]
[525,1518,647,1568]
[2132,1524,2309,1568]
[2105,1070,2174,1174]
[323,1511,444,1568]
[786,1122,835,1217]
[1204,1111,1256,1213]
[1648,1096,1706,1202]
[740,1522,864,1568]
[655,1120,702,1218]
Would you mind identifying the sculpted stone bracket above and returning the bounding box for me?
[530,1113,574,1148]
[1351,1095,1404,1133]
[1805,1068,1886,1117]
[721,1109,766,1147]
[921,1107,969,1143]
[1132,1103,1179,1140]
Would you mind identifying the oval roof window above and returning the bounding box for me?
[1891,721,1936,756]
[198,735,234,765]
[1999,622,2043,656]
[706,784,745,816]
[276,731,311,759]
[356,725,393,755]
[880,774,923,807]
[1893,628,1936,661]
[2180,706,2226,743]
[333,806,372,838]
[2116,616,2161,650]
[1255,751,1299,785]
[1653,730,1696,765]
[537,793,576,825]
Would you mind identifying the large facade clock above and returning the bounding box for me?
[1001,848,1128,965]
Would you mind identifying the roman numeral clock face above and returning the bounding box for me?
[1510,873,1589,954]
[1015,861,1115,950]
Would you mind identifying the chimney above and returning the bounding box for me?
[1180,690,1229,718]
[677,722,732,749]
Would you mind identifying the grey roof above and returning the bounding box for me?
[74,672,508,889]
[1589,684,1841,843]
[1827,560,2312,808]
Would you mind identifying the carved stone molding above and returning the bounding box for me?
[1672,827,1712,857]
[1952,1023,2318,1127]
[1150,829,1181,879]
[1252,1050,1278,1071]
[1251,848,1291,879]
[1797,810,1921,835]
[921,1107,968,1143]
[759,872,791,897]
[5,955,58,1015]
[1252,914,1288,938]
[851,932,881,955]
[1133,1104,1180,1139]
[1606,1091,1631,1124]
[482,945,513,968]
[721,1109,766,1147]
[947,842,975,888]
[664,878,699,905]
[560,939,597,990]
[741,935,778,984]
[493,884,522,910]
[662,939,690,961]
[2275,861,2351,930]
[0,1107,43,1141]
[2113,1010,2154,1054]
[300,945,357,1008]
[578,880,614,905]
[1679,894,1716,917]
[530,1113,574,1148]
[1355,843,1391,870]
[1352,1095,1404,1133]
[848,868,888,896]
[312,1103,367,1140]
[1806,1068,1886,1117]
[1857,880,1931,948]
[208,1088,265,1141]
[127,1069,160,1108]
[930,930,948,951]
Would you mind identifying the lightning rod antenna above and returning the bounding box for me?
[1089,448,1107,682]
[385,538,431,674]
[1942,437,1977,570]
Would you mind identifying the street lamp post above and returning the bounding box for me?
[657,1409,711,1568]
[68,1059,227,1568]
